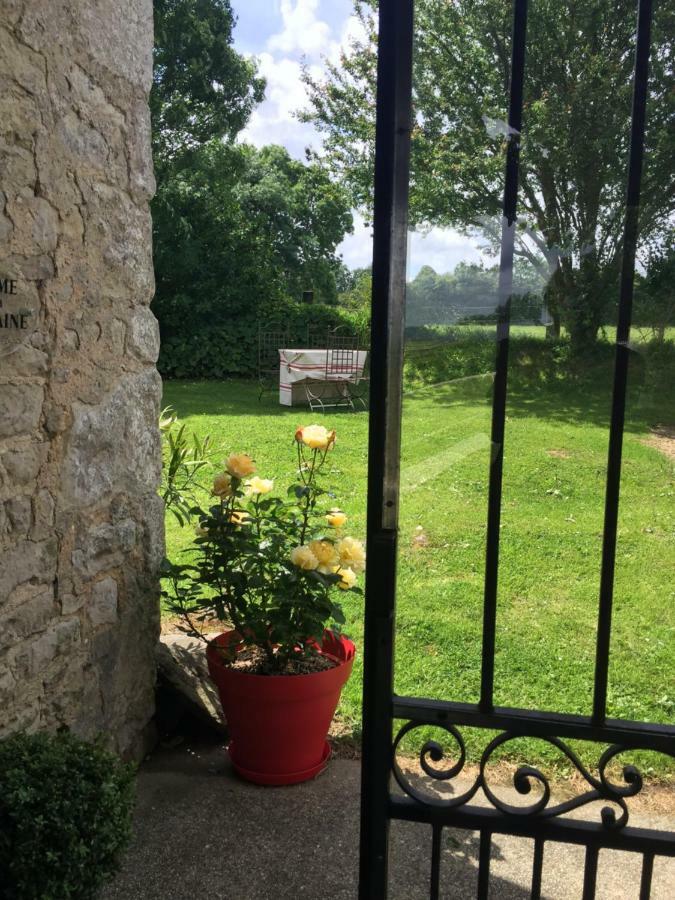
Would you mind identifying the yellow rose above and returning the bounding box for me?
[309,540,338,568]
[246,476,274,495]
[226,453,256,479]
[336,567,357,590]
[212,472,233,498]
[290,545,319,571]
[326,508,347,528]
[229,510,250,526]
[296,425,336,451]
[337,536,366,573]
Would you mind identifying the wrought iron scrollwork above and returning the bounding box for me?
[392,722,670,830]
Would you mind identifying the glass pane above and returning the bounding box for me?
[395,0,673,754]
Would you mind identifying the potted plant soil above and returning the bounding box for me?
[164,424,364,784]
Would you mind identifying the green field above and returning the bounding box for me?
[162,334,674,773]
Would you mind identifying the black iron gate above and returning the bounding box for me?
[359,0,674,896]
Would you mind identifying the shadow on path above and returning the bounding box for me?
[102,739,674,900]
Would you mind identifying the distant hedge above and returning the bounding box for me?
[158,300,369,379]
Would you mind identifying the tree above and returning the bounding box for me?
[150,0,354,377]
[634,238,675,343]
[303,0,675,350]
[406,262,544,326]
[151,0,265,164]
[153,141,352,335]
[338,267,372,312]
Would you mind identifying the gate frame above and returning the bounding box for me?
[358,0,675,897]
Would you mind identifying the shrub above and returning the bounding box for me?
[0,731,135,900]
[157,299,369,379]
[403,329,499,389]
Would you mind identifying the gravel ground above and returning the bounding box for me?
[101,739,674,900]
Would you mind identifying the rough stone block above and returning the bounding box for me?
[62,328,80,351]
[0,664,17,709]
[143,493,166,575]
[1,344,49,376]
[60,592,84,615]
[79,0,153,89]
[71,517,138,578]
[0,692,41,738]
[157,634,227,734]
[0,442,45,487]
[89,577,118,627]
[127,306,160,362]
[0,537,57,600]
[0,585,56,652]
[5,495,32,536]
[0,384,44,438]
[64,370,161,507]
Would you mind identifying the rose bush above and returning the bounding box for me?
[163,425,364,670]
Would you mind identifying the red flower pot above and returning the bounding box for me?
[206,630,356,785]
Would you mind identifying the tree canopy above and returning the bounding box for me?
[151,0,265,163]
[303,0,675,348]
[150,0,354,377]
[153,141,353,336]
[406,262,544,327]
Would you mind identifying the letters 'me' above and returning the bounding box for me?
[0,278,17,295]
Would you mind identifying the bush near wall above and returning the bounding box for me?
[158,300,369,379]
[0,731,135,900]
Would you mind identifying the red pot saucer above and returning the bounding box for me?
[228,739,331,786]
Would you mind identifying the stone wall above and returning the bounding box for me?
[0,0,162,758]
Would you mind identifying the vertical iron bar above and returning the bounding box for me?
[430,826,442,900]
[477,830,492,899]
[530,838,544,899]
[593,0,654,724]
[639,853,654,900]
[581,845,599,900]
[480,0,529,712]
[359,0,414,897]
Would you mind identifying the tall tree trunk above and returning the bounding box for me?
[546,311,561,339]
[564,256,606,354]
[543,276,563,340]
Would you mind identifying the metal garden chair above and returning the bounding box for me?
[306,327,362,412]
[257,328,288,401]
[349,327,370,410]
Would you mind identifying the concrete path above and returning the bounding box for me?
[102,739,674,900]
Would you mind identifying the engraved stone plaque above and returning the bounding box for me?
[0,277,40,358]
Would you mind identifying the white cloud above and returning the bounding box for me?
[240,2,368,154]
[239,53,323,153]
[268,0,332,58]
[238,2,487,272]
[326,12,369,64]
[337,213,372,270]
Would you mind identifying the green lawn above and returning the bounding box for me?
[162,338,674,774]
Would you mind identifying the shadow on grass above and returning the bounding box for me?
[421,340,674,435]
[163,379,371,420]
[162,338,674,436]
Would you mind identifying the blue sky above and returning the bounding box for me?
[229,0,485,275]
